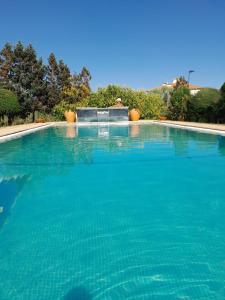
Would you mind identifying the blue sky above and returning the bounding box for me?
[0,0,225,90]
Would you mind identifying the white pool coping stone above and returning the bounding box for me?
[0,123,53,143]
[153,121,225,136]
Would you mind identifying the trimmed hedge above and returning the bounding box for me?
[88,85,164,119]
[0,88,20,118]
[187,88,220,123]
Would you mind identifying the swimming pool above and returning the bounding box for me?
[0,124,225,299]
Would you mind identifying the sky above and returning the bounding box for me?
[0,0,225,90]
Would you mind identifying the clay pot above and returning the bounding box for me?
[159,116,167,121]
[35,118,45,123]
[64,110,76,123]
[129,109,140,121]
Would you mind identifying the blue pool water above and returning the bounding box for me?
[0,124,225,300]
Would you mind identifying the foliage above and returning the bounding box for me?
[0,42,47,120]
[174,76,188,88]
[52,99,89,120]
[88,85,137,108]
[136,92,163,119]
[0,88,20,123]
[187,88,220,122]
[216,82,225,123]
[0,42,92,123]
[88,85,164,119]
[169,86,191,120]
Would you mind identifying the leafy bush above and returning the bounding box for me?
[169,87,191,120]
[187,88,220,123]
[88,85,164,119]
[52,99,88,120]
[88,85,138,108]
[0,88,20,123]
[136,92,163,119]
[216,83,225,123]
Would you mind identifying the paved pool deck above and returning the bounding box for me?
[0,123,52,137]
[155,120,225,132]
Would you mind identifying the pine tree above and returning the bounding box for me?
[0,42,47,119]
[0,42,15,87]
[71,67,91,102]
[58,59,71,89]
[46,53,60,109]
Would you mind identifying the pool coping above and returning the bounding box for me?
[0,123,53,143]
[153,121,225,136]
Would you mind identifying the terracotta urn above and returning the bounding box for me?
[129,109,140,121]
[64,110,76,123]
[35,118,45,123]
[159,116,167,121]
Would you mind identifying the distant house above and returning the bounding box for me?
[150,80,204,96]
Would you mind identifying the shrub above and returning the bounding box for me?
[169,87,191,120]
[52,99,88,120]
[187,88,220,123]
[88,85,164,119]
[216,83,225,123]
[137,92,163,119]
[88,85,138,108]
[0,88,20,124]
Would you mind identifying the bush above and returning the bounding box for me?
[88,85,164,119]
[137,92,163,119]
[88,85,139,108]
[187,88,220,123]
[216,83,225,123]
[52,99,88,120]
[0,88,20,124]
[169,87,191,120]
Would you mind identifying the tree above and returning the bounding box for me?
[0,42,47,120]
[46,53,60,109]
[217,82,225,123]
[12,43,47,120]
[0,42,14,87]
[0,88,20,124]
[187,88,220,122]
[71,67,91,102]
[169,86,191,120]
[58,59,71,90]
[174,76,188,88]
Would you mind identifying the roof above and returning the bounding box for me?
[150,83,203,91]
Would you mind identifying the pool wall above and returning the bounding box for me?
[76,107,129,122]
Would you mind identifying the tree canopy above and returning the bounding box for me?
[0,41,92,120]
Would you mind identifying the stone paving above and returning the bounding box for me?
[0,123,50,137]
[156,120,225,132]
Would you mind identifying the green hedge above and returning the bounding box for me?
[0,88,20,118]
[187,88,220,123]
[88,85,164,119]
